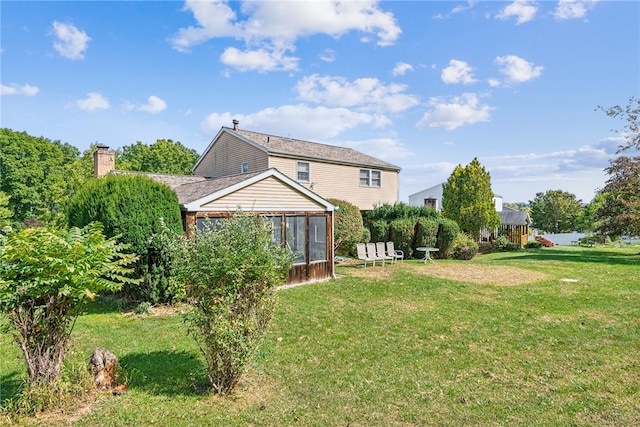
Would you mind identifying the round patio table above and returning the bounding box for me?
[416,247,438,263]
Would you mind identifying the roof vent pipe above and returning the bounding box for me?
[232,119,239,131]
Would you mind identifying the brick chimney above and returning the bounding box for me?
[93,144,115,177]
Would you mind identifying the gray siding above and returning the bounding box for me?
[194,133,268,178]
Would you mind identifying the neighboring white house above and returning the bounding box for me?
[409,182,530,247]
[408,182,503,212]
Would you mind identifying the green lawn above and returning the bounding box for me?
[2,246,639,426]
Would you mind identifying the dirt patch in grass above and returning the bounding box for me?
[415,263,549,286]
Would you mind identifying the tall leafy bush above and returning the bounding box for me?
[162,213,294,395]
[0,224,136,391]
[67,174,183,303]
[327,198,368,256]
[413,217,439,249]
[389,218,415,258]
[436,218,460,259]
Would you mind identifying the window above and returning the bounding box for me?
[196,217,225,232]
[309,216,327,262]
[360,169,381,187]
[424,198,438,210]
[241,162,249,174]
[286,216,306,264]
[297,162,310,182]
[264,216,283,246]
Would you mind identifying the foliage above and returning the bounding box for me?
[452,233,479,260]
[0,223,137,390]
[576,193,606,233]
[528,189,583,233]
[491,235,521,252]
[435,218,460,259]
[442,157,500,239]
[594,156,640,238]
[363,202,438,223]
[368,219,390,243]
[162,213,294,395]
[327,198,368,256]
[364,203,460,259]
[388,218,415,258]
[67,174,184,303]
[117,139,200,175]
[524,240,543,249]
[0,128,89,228]
[413,217,439,249]
[598,96,639,152]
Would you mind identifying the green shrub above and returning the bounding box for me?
[491,236,521,252]
[162,212,294,395]
[413,217,439,251]
[452,233,479,260]
[525,240,543,249]
[436,218,460,259]
[327,198,368,256]
[368,219,389,243]
[67,174,184,303]
[389,218,415,258]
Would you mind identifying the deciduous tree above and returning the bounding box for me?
[0,129,87,227]
[327,198,369,256]
[594,156,640,238]
[529,190,583,233]
[442,158,500,239]
[0,223,137,388]
[598,97,639,152]
[118,139,200,175]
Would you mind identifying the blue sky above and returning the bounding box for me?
[2,0,638,204]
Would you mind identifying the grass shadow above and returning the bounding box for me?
[498,247,639,266]
[119,350,207,397]
[0,371,24,408]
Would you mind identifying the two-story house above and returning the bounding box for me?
[192,120,401,211]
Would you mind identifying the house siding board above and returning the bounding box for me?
[269,156,398,210]
[200,176,325,211]
[408,183,445,209]
[194,132,268,178]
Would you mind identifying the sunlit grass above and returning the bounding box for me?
[2,245,639,426]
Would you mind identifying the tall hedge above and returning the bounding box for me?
[365,203,460,259]
[67,174,184,302]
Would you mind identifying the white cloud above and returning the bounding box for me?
[392,62,414,76]
[220,46,299,72]
[441,59,477,85]
[1,83,39,96]
[495,55,543,84]
[295,74,419,113]
[319,48,336,63]
[202,104,379,140]
[416,93,493,130]
[495,0,538,24]
[74,92,110,111]
[139,96,167,113]
[52,21,91,60]
[553,0,598,20]
[171,0,401,72]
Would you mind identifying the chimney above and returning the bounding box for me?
[93,144,115,177]
[232,119,239,131]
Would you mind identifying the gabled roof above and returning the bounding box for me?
[194,126,401,172]
[498,207,531,225]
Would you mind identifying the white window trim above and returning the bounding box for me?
[297,161,310,182]
[241,162,249,174]
[360,169,381,188]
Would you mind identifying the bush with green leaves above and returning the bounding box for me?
[524,240,543,249]
[389,218,415,258]
[413,217,439,249]
[327,198,369,256]
[452,233,479,260]
[0,223,137,392]
[436,218,460,259]
[67,174,184,303]
[162,213,294,395]
[491,236,521,252]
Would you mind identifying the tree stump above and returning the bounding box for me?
[89,347,120,392]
